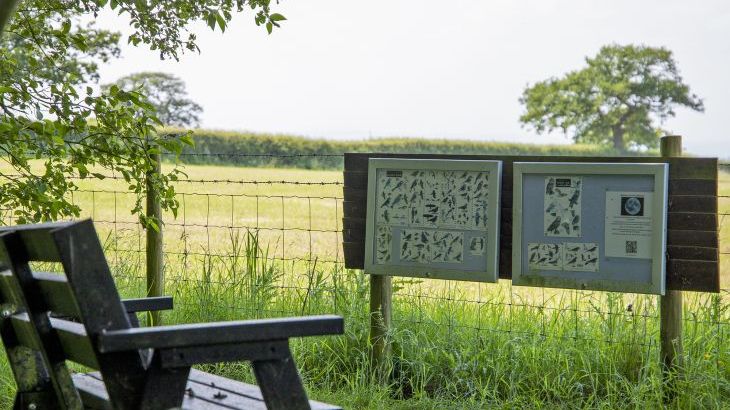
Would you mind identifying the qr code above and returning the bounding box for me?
[625,240,638,254]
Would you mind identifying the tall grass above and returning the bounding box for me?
[91,228,730,408]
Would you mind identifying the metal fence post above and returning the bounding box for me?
[370,274,392,383]
[146,151,164,326]
[660,135,683,400]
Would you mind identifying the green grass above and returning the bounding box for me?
[0,164,727,408]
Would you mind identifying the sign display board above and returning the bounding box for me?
[364,158,502,282]
[512,162,669,294]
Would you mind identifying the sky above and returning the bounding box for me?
[95,0,730,156]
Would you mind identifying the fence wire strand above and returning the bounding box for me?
[7,155,727,400]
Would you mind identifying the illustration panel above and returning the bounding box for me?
[365,158,502,282]
[431,231,464,263]
[544,176,581,237]
[527,243,563,271]
[375,224,392,264]
[563,242,599,272]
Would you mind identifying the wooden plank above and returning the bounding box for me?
[667,246,718,262]
[0,231,84,408]
[10,314,98,368]
[0,221,75,262]
[51,220,149,409]
[72,373,113,410]
[666,259,720,293]
[344,153,718,180]
[252,344,311,410]
[158,340,288,368]
[668,196,717,213]
[188,369,341,410]
[98,315,344,352]
[667,230,718,248]
[122,296,174,313]
[32,271,79,318]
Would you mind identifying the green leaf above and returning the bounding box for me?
[270,13,287,22]
[179,134,195,147]
[266,22,273,34]
[215,13,226,32]
[0,86,14,95]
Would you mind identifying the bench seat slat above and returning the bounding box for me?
[73,370,341,410]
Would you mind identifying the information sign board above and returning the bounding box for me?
[512,162,669,294]
[364,158,502,282]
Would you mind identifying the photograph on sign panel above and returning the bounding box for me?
[469,236,486,256]
[563,242,599,272]
[528,243,564,270]
[544,176,582,237]
[375,224,392,264]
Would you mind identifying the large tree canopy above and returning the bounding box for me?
[105,72,203,127]
[519,44,703,150]
[0,0,284,226]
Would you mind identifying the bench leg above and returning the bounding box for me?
[138,353,191,410]
[252,342,310,410]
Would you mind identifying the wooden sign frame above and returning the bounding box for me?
[342,153,720,293]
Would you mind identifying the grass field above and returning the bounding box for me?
[0,163,727,408]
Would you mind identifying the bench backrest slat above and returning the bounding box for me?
[0,220,148,409]
[0,231,83,409]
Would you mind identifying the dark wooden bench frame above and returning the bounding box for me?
[0,220,343,409]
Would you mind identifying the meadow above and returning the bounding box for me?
[0,162,727,409]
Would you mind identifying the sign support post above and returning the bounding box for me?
[369,274,392,384]
[146,151,164,326]
[659,135,683,401]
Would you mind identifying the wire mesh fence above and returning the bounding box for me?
[8,155,729,402]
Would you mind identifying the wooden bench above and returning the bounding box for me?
[0,219,343,409]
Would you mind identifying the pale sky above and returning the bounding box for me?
[96,0,730,156]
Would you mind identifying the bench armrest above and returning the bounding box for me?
[122,296,173,313]
[97,315,343,353]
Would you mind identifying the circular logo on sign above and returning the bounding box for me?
[623,197,642,216]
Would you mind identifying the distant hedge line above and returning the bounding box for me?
[163,128,650,169]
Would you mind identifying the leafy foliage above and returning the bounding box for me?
[104,72,203,127]
[0,0,283,225]
[519,44,703,150]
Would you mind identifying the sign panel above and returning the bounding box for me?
[512,162,668,294]
[364,158,502,282]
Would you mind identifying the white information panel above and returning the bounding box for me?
[512,162,668,295]
[364,158,502,282]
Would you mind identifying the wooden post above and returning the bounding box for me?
[369,274,392,383]
[659,135,683,400]
[146,152,164,326]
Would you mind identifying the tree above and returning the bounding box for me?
[519,44,704,151]
[0,0,285,226]
[105,72,203,127]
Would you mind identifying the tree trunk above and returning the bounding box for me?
[0,0,20,37]
[612,125,625,151]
